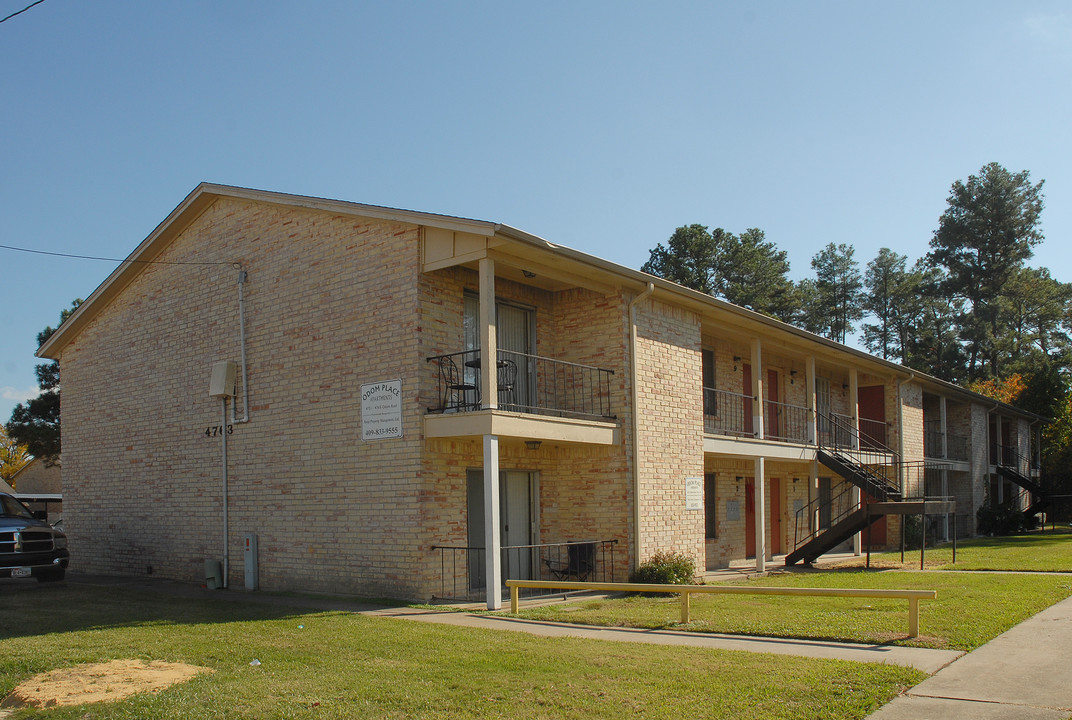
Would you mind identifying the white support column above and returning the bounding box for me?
[755,456,766,572]
[806,356,817,446]
[478,257,498,410]
[483,434,502,610]
[751,338,764,440]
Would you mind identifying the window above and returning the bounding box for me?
[702,349,717,416]
[704,473,718,538]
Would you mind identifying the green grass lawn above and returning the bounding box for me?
[0,582,922,720]
[515,569,1072,651]
[833,528,1072,572]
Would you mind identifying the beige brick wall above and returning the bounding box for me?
[416,270,634,593]
[60,198,428,597]
[633,299,705,568]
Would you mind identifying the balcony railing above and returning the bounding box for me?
[430,539,619,602]
[764,399,809,443]
[924,423,970,462]
[703,387,755,437]
[427,349,615,421]
[990,442,1019,467]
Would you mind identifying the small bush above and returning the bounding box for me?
[977,503,1034,536]
[632,550,696,585]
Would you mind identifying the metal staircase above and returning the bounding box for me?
[994,449,1048,518]
[786,413,905,566]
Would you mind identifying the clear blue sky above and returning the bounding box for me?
[2,1,1071,422]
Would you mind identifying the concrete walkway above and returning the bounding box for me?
[364,605,961,673]
[866,594,1072,719]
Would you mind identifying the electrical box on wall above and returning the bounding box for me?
[209,361,237,398]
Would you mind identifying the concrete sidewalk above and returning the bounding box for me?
[364,605,961,674]
[866,594,1072,719]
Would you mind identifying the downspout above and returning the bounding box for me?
[629,282,655,573]
[231,270,251,424]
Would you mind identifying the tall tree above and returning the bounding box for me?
[928,162,1045,380]
[6,299,82,466]
[641,224,720,295]
[642,225,799,322]
[719,228,800,322]
[808,242,863,343]
[862,248,912,360]
[903,262,966,382]
[999,266,1072,370]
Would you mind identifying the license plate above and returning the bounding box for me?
[11,567,31,578]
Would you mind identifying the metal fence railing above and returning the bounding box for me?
[427,349,615,421]
[430,539,619,603]
[702,387,755,437]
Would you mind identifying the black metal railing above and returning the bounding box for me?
[924,423,970,461]
[430,539,619,602]
[792,462,952,553]
[858,418,888,449]
[427,349,615,421]
[764,399,809,443]
[990,442,1019,467]
[817,412,904,499]
[793,481,858,550]
[703,388,755,437]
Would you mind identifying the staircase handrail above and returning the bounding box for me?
[817,412,903,499]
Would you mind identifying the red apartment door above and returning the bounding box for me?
[858,386,886,449]
[766,369,780,439]
[863,493,887,545]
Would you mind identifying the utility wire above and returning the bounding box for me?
[0,244,238,267]
[1,0,47,24]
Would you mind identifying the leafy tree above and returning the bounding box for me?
[928,162,1045,380]
[642,225,799,321]
[807,242,863,343]
[0,426,29,484]
[999,267,1072,369]
[641,224,720,295]
[6,299,82,466]
[718,228,799,322]
[902,263,965,382]
[862,248,912,360]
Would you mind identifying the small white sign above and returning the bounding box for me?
[685,477,703,510]
[361,379,403,440]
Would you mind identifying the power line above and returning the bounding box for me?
[0,244,238,267]
[1,0,47,25]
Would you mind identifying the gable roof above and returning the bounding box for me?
[37,183,1042,422]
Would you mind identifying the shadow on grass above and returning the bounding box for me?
[0,576,394,641]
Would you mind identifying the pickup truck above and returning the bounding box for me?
[1,492,69,582]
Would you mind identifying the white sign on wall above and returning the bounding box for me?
[685,477,703,510]
[361,379,403,440]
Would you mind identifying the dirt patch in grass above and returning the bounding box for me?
[1,659,211,709]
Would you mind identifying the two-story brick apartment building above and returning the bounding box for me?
[39,184,1043,608]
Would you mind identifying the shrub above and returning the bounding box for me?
[632,550,696,585]
[977,503,1034,535]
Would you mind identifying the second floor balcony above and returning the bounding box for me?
[427,349,616,422]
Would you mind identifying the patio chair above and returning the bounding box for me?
[542,542,595,582]
[444,356,479,411]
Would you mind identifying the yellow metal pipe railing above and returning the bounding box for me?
[505,580,937,637]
